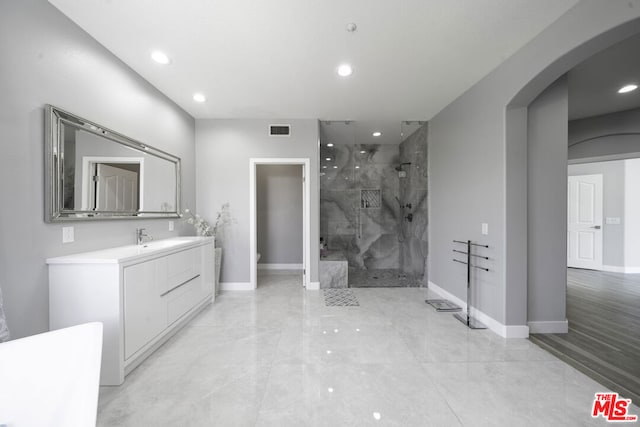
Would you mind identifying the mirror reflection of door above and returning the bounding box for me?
[92,163,140,211]
[567,174,603,270]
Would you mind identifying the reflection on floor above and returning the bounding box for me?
[530,268,640,405]
[97,270,632,426]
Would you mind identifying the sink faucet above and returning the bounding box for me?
[136,228,153,246]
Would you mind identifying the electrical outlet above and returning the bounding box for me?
[62,226,74,243]
[168,221,174,231]
[481,223,489,235]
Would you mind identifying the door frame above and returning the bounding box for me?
[249,158,310,290]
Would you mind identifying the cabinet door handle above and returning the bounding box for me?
[160,274,200,297]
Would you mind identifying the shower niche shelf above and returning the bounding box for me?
[361,189,381,209]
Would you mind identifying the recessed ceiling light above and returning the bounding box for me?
[372,131,382,137]
[337,64,353,77]
[193,93,206,103]
[322,165,327,169]
[355,166,360,169]
[333,166,338,169]
[151,50,171,65]
[360,150,366,154]
[618,84,638,94]
[327,143,334,147]
[326,157,332,161]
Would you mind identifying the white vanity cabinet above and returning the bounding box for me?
[47,237,215,386]
[123,259,166,360]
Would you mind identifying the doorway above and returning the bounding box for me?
[81,156,144,211]
[249,158,311,290]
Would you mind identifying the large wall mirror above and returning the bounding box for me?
[45,105,181,221]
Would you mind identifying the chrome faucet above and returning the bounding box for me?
[136,228,153,245]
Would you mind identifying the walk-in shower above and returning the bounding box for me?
[319,121,428,288]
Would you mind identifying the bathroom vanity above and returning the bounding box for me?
[47,236,215,385]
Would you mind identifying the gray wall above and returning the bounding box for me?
[257,165,303,264]
[527,77,568,324]
[568,161,625,267]
[195,119,319,284]
[0,0,196,338]
[569,107,640,160]
[428,1,640,330]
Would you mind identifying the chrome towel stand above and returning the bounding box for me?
[452,240,489,329]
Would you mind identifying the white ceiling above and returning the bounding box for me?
[49,0,580,128]
[568,31,640,121]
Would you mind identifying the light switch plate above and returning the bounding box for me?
[168,221,174,231]
[481,223,489,235]
[605,217,621,225]
[62,226,74,243]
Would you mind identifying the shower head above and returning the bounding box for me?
[394,162,412,171]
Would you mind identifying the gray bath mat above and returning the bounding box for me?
[324,289,360,307]
[426,299,461,312]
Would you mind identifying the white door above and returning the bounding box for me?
[95,164,139,211]
[567,174,603,270]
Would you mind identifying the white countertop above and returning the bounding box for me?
[46,236,214,264]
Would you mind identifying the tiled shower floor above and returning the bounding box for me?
[348,268,420,287]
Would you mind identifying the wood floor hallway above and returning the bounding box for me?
[530,268,640,404]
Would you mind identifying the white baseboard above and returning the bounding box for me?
[599,265,640,274]
[306,281,320,290]
[427,280,529,339]
[220,282,254,291]
[602,265,625,273]
[528,320,568,334]
[503,325,531,339]
[257,263,303,270]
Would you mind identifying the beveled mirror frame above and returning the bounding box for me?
[44,105,181,222]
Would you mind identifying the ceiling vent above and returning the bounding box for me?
[269,124,290,136]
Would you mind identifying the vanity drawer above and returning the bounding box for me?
[157,247,200,295]
[166,274,207,325]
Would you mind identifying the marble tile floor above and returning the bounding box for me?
[97,270,638,426]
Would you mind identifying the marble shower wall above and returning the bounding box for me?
[320,144,401,270]
[320,135,428,283]
[399,124,429,282]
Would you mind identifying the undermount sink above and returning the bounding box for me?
[139,239,188,250]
